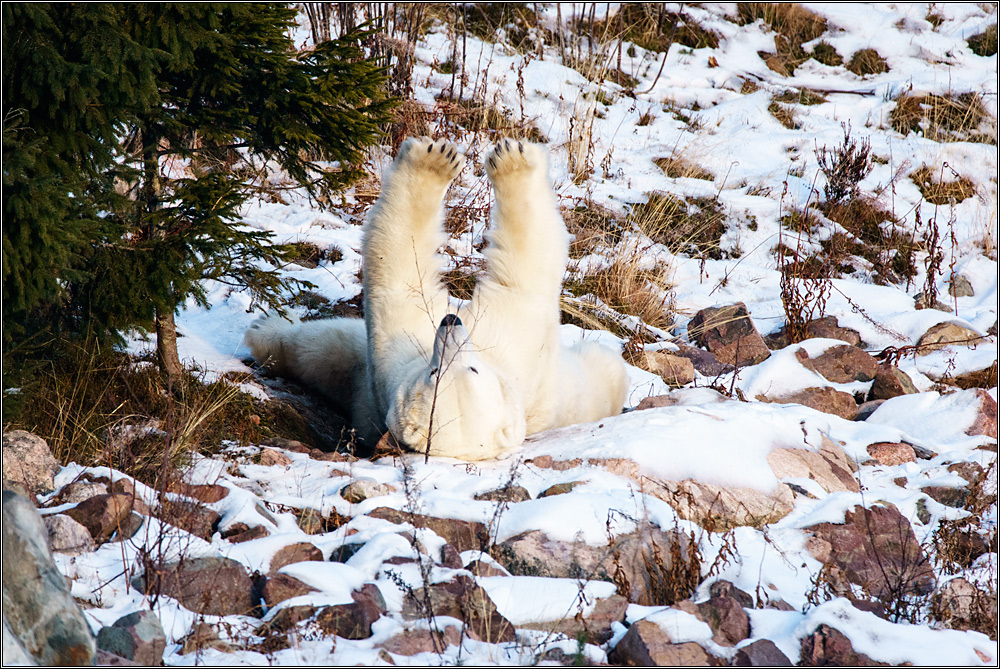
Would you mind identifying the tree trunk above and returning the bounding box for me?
[155,308,184,385]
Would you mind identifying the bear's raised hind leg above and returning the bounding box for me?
[363,137,465,414]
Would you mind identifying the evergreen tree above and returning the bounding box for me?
[4,4,394,383]
[2,4,157,342]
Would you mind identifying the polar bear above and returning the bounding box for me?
[246,137,627,460]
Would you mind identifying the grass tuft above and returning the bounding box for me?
[846,48,889,76]
[890,91,992,144]
[911,166,977,205]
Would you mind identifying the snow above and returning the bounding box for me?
[44,3,999,666]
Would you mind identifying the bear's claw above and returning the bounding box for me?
[398,136,465,183]
[485,137,544,184]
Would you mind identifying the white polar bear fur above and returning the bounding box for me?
[246,137,627,460]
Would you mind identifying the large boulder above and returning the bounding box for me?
[805,504,935,598]
[916,321,982,354]
[800,624,888,666]
[65,493,147,544]
[95,611,166,666]
[401,574,515,642]
[2,431,61,497]
[609,619,720,666]
[493,524,699,606]
[796,345,877,383]
[2,491,96,665]
[134,556,255,617]
[367,507,488,552]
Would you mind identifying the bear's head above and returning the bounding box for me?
[387,314,526,460]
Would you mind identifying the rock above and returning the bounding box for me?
[163,481,229,503]
[947,462,984,484]
[368,507,488,552]
[767,437,860,494]
[867,364,918,401]
[474,485,531,503]
[340,478,391,504]
[178,622,233,655]
[609,619,719,666]
[2,430,61,497]
[261,605,319,633]
[136,556,255,617]
[465,559,509,578]
[64,493,146,544]
[380,625,464,656]
[53,481,109,505]
[257,447,293,466]
[914,292,952,312]
[296,508,329,535]
[916,321,982,355]
[966,388,997,439]
[261,573,318,607]
[439,543,463,569]
[222,523,270,543]
[695,595,750,646]
[688,303,771,368]
[800,624,888,666]
[733,638,793,666]
[309,449,355,463]
[672,342,735,377]
[653,479,794,530]
[765,316,863,350]
[865,442,917,466]
[2,491,96,665]
[328,541,366,563]
[708,580,754,608]
[922,485,968,508]
[948,274,974,297]
[796,345,878,383]
[493,524,698,607]
[156,499,220,541]
[526,455,583,470]
[262,436,310,453]
[521,594,628,645]
[95,649,142,665]
[315,586,384,640]
[538,481,585,498]
[269,542,323,573]
[630,350,696,386]
[95,611,166,666]
[766,386,858,420]
[855,399,886,421]
[805,504,935,598]
[932,577,998,636]
[402,574,515,642]
[44,514,97,556]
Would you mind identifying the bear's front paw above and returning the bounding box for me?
[485,138,546,184]
[395,136,466,185]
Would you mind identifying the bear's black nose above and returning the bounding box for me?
[440,314,463,328]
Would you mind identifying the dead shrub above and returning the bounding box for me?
[911,166,977,205]
[846,48,889,76]
[436,97,547,143]
[459,2,547,52]
[653,156,715,181]
[816,124,873,206]
[442,258,485,301]
[890,91,992,144]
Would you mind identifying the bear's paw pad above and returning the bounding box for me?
[486,138,544,182]
[397,136,465,182]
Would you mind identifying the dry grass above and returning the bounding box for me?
[768,99,799,129]
[738,3,828,76]
[911,165,977,205]
[435,97,547,143]
[846,48,889,76]
[564,251,674,335]
[629,191,728,260]
[594,4,720,52]
[774,88,827,106]
[968,24,998,57]
[563,201,626,259]
[890,91,993,144]
[810,40,843,67]
[653,156,714,181]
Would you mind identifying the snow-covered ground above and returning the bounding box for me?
[47,3,998,665]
